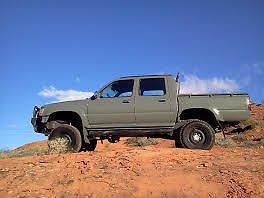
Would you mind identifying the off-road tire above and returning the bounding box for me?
[180,120,215,150]
[83,139,97,151]
[174,131,184,148]
[48,124,82,152]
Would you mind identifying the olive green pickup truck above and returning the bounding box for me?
[31,74,251,151]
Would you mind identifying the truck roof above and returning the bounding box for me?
[120,74,172,79]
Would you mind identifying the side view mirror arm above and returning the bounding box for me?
[90,91,99,100]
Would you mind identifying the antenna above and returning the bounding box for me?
[176,73,180,82]
[176,73,180,94]
[176,73,180,122]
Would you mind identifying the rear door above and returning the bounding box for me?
[88,79,136,128]
[135,77,172,127]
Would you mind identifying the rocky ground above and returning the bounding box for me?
[0,104,263,198]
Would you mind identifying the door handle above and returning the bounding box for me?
[122,100,130,103]
[158,98,166,102]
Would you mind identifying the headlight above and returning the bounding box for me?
[38,107,45,116]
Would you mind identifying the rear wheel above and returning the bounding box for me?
[179,120,215,150]
[48,124,82,152]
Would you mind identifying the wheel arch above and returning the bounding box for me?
[179,108,219,129]
[47,111,88,142]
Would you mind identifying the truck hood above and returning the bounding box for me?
[42,99,89,117]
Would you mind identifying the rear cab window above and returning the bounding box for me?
[139,78,166,96]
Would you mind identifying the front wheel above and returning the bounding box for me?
[179,120,215,150]
[48,124,82,152]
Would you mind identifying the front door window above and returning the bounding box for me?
[100,80,134,98]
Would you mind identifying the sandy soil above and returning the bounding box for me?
[1,140,264,198]
[0,104,263,198]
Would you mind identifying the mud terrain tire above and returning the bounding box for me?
[180,120,215,150]
[83,139,97,151]
[174,131,184,148]
[48,124,82,152]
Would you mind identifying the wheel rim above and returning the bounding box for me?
[190,129,206,144]
[62,134,72,146]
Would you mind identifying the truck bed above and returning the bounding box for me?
[178,93,250,122]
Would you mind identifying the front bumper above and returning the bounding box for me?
[31,106,46,133]
[31,117,42,132]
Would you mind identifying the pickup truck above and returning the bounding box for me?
[31,74,251,151]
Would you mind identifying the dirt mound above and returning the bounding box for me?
[0,104,263,197]
[250,103,264,121]
[14,140,48,151]
[0,144,263,197]
[244,104,264,140]
[226,104,264,143]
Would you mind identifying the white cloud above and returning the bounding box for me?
[39,86,94,102]
[180,75,239,94]
[239,62,264,86]
[39,75,239,102]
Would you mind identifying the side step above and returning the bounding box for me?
[86,127,174,137]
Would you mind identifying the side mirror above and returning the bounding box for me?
[90,91,98,100]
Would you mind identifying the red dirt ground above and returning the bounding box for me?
[0,104,263,198]
[243,104,264,141]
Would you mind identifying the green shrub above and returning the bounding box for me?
[260,138,264,146]
[0,138,74,159]
[239,140,257,147]
[255,120,264,127]
[215,134,237,148]
[125,137,159,147]
[239,119,258,128]
[48,137,70,154]
[232,133,247,142]
[0,147,49,159]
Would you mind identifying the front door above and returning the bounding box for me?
[88,79,135,128]
[135,77,172,127]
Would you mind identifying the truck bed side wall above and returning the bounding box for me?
[178,94,250,122]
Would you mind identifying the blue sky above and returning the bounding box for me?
[1,0,263,149]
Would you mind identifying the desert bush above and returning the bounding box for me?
[260,138,264,146]
[255,120,264,127]
[125,137,159,147]
[215,134,237,148]
[232,133,247,142]
[0,147,49,159]
[239,140,257,147]
[0,138,73,159]
[48,137,70,154]
[239,119,257,128]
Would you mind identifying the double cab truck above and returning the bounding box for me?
[31,74,251,151]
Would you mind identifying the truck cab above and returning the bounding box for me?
[88,75,177,128]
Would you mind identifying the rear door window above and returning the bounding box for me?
[139,78,166,96]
